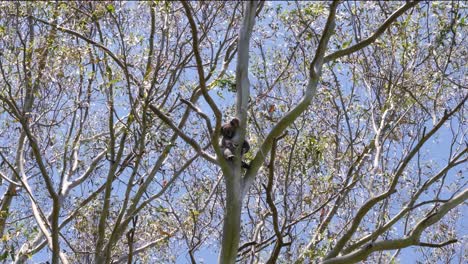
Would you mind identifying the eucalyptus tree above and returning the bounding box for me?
[0,1,466,264]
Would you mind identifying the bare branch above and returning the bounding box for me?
[31,16,141,87]
[243,0,340,194]
[180,98,213,136]
[418,239,458,248]
[322,189,468,264]
[324,94,468,260]
[181,2,222,127]
[324,1,420,63]
[148,104,217,164]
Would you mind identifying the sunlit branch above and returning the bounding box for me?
[244,0,340,195]
[181,1,223,138]
[324,95,468,260]
[31,16,142,87]
[148,104,217,164]
[180,98,213,136]
[343,150,467,254]
[322,189,468,264]
[323,1,420,63]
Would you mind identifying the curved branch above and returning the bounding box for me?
[418,239,458,248]
[181,3,222,126]
[324,94,468,260]
[31,16,141,87]
[343,151,467,254]
[323,1,420,63]
[148,104,217,164]
[180,98,213,136]
[322,188,467,264]
[243,0,339,194]
[0,170,21,186]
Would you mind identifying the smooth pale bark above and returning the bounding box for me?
[242,0,338,195]
[219,163,244,264]
[323,94,467,261]
[322,188,468,264]
[4,8,64,263]
[219,1,339,263]
[293,2,423,262]
[218,2,259,263]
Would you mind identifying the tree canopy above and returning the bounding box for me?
[0,1,466,263]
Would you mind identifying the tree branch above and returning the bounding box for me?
[180,98,213,136]
[148,104,217,164]
[323,1,420,63]
[181,2,224,156]
[324,94,468,260]
[31,16,141,87]
[419,239,458,248]
[322,188,467,264]
[342,150,467,254]
[243,0,339,194]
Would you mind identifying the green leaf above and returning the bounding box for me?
[106,4,115,13]
[342,39,352,49]
[0,251,7,261]
[460,16,466,26]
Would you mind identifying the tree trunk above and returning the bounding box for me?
[219,165,243,263]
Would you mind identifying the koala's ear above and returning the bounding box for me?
[231,117,240,127]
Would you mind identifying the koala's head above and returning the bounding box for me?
[230,118,240,127]
[221,117,240,138]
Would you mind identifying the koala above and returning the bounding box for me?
[220,117,250,169]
